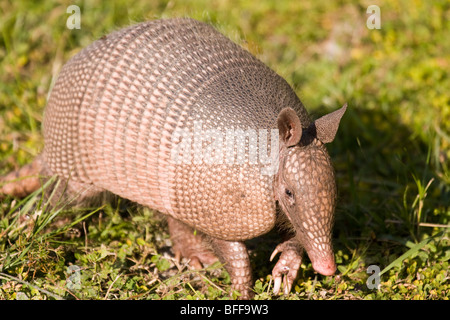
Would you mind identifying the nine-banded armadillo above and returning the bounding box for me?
[0,17,346,299]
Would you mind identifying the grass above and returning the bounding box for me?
[0,0,449,300]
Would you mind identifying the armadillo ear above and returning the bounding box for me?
[314,103,347,144]
[277,107,302,147]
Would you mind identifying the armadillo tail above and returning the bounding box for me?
[0,155,43,198]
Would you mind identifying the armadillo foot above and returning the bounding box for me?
[270,238,303,295]
[209,238,253,299]
[167,217,218,269]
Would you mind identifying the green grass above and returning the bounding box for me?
[0,0,449,300]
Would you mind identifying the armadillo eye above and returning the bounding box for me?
[285,188,293,198]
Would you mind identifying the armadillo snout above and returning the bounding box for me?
[302,231,336,276]
[311,255,336,276]
[276,140,338,277]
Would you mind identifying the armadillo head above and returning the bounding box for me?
[274,104,347,276]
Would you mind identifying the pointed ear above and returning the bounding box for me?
[277,107,302,147]
[314,103,347,144]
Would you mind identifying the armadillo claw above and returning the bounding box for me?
[187,256,204,270]
[270,240,303,295]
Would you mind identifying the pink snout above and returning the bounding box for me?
[312,257,337,276]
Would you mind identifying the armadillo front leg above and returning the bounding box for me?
[209,238,253,299]
[270,237,304,295]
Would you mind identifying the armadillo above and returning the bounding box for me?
[0,17,346,299]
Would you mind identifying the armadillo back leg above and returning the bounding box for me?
[209,238,254,299]
[167,217,218,269]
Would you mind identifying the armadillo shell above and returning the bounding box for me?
[43,18,310,240]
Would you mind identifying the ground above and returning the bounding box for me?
[0,0,448,300]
